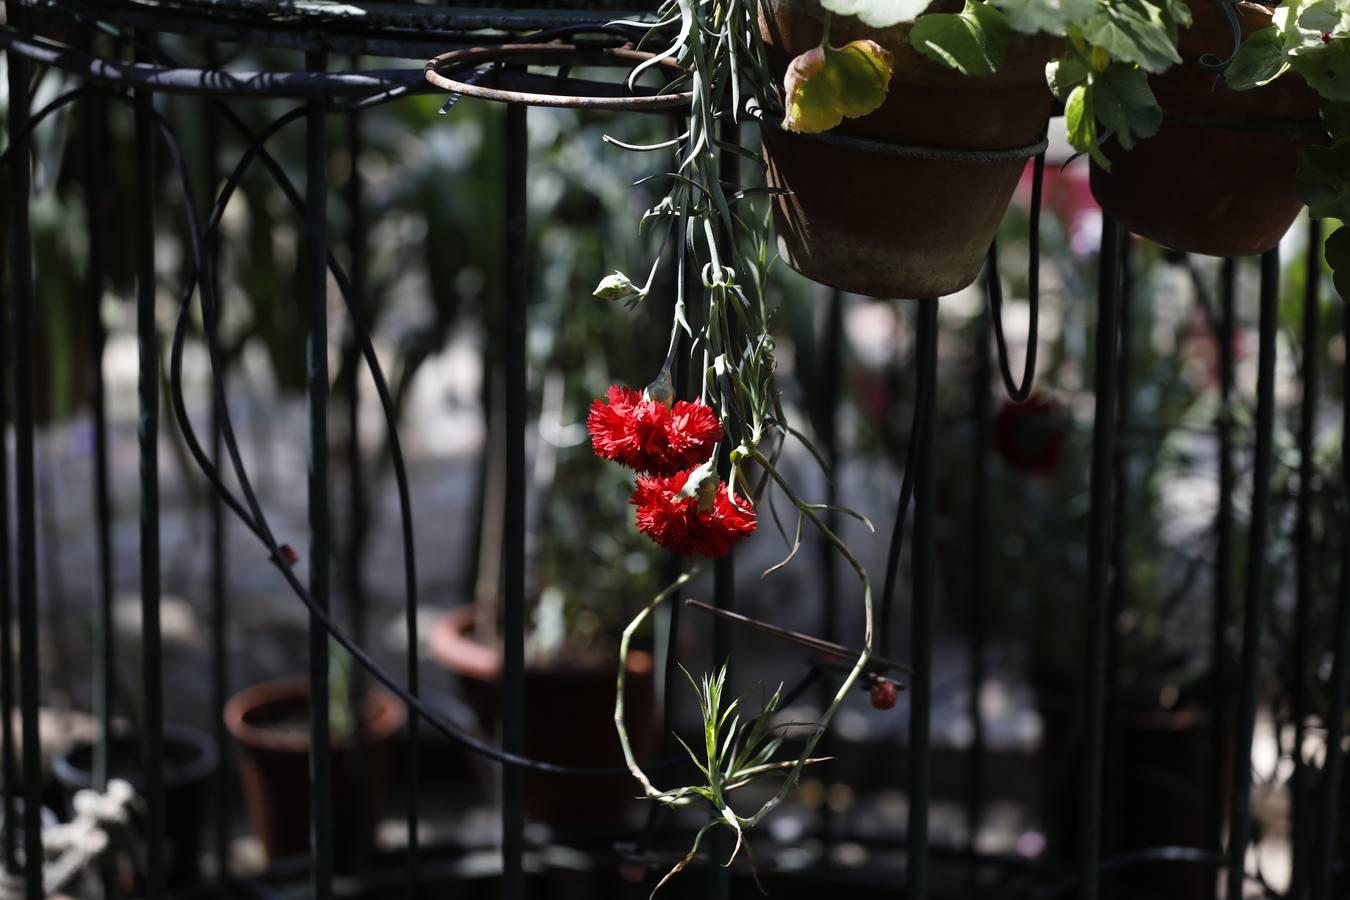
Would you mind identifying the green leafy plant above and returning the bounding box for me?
[641,666,827,892]
[1224,0,1350,294]
[782,0,1191,168]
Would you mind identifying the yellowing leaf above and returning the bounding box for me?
[783,39,895,134]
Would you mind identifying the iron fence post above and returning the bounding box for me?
[907,297,938,900]
[1226,248,1282,900]
[1081,214,1123,900]
[305,47,335,900]
[134,30,167,900]
[502,99,529,900]
[5,12,42,895]
[1291,220,1323,900]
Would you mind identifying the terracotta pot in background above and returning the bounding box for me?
[1038,687,1233,900]
[52,724,217,889]
[759,0,1057,299]
[223,677,405,866]
[1091,1,1325,257]
[428,605,657,826]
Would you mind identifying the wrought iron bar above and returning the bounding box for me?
[1313,258,1350,900]
[82,52,114,796]
[135,30,167,900]
[502,99,529,900]
[3,17,39,891]
[0,121,14,877]
[1291,219,1322,900]
[201,48,232,879]
[1209,256,1237,878]
[1103,235,1135,856]
[969,266,993,883]
[1080,214,1123,900]
[1226,248,1282,900]
[304,48,335,900]
[907,297,938,900]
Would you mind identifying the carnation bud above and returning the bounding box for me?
[678,459,720,513]
[870,678,897,710]
[643,369,675,408]
[593,271,645,304]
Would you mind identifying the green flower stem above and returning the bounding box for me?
[734,448,873,828]
[615,567,701,799]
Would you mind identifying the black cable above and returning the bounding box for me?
[988,151,1044,403]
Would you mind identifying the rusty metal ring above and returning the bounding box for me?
[424,42,693,111]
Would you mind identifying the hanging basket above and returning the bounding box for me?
[757,0,1057,299]
[1090,1,1325,258]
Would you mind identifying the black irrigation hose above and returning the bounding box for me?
[12,18,900,782]
[10,84,636,776]
[878,309,936,658]
[987,152,1044,403]
[1035,846,1277,900]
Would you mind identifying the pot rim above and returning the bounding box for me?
[428,605,654,683]
[223,675,407,754]
[51,721,219,790]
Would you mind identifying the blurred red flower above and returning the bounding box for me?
[992,394,1069,475]
[587,385,720,475]
[631,468,756,559]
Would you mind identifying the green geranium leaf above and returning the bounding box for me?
[783,39,895,133]
[1226,26,1293,89]
[817,0,930,29]
[1324,101,1350,140]
[911,0,1014,76]
[1298,139,1350,219]
[1291,38,1350,101]
[1325,224,1350,300]
[1065,83,1104,165]
[1063,63,1161,170]
[992,0,1097,35]
[1046,55,1090,100]
[1093,62,1163,150]
[1082,0,1185,73]
[1298,1,1348,35]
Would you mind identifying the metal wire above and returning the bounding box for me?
[424,43,692,111]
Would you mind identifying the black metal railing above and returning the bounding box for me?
[0,2,1347,900]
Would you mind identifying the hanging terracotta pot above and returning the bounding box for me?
[1091,1,1325,258]
[758,0,1057,299]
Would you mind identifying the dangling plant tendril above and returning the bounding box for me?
[602,0,882,889]
[1199,0,1243,70]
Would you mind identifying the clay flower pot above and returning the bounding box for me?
[52,724,217,889]
[1091,1,1325,257]
[1038,686,1233,900]
[428,605,657,825]
[223,677,405,866]
[758,0,1057,299]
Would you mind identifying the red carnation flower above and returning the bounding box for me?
[992,394,1069,476]
[631,467,756,559]
[587,385,720,475]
